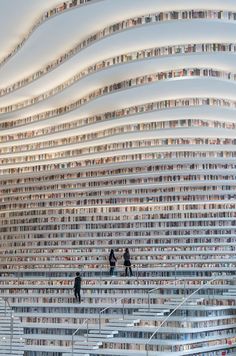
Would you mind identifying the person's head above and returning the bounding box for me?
[125,248,129,253]
[110,249,114,254]
[76,272,80,276]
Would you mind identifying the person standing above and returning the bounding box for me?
[74,272,82,302]
[123,248,133,276]
[109,249,117,276]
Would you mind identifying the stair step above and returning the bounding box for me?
[0,354,24,356]
[109,319,140,323]
[74,345,100,350]
[169,296,204,299]
[138,308,170,313]
[84,334,114,339]
[106,317,139,327]
[133,311,164,316]
[88,330,118,335]
[74,341,102,347]
[63,352,90,355]
[166,301,198,305]
[166,299,200,303]
[167,299,199,303]
[106,322,135,327]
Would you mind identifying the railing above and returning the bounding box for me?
[102,278,185,329]
[71,318,89,356]
[98,263,183,331]
[147,277,182,310]
[2,297,14,354]
[145,275,222,356]
[70,295,131,354]
[98,296,131,334]
[70,263,186,353]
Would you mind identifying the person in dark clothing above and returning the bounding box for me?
[74,272,82,302]
[109,249,117,276]
[123,248,133,276]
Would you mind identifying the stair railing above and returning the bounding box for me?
[145,274,222,356]
[98,272,182,334]
[70,263,195,353]
[71,296,130,354]
[147,276,183,310]
[71,318,89,356]
[98,296,130,334]
[2,297,14,354]
[98,264,183,333]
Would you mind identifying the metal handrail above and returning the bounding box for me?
[71,318,89,356]
[98,266,182,332]
[147,277,183,310]
[145,275,222,356]
[72,295,132,351]
[99,296,129,333]
[97,264,183,331]
[3,297,12,313]
[71,262,137,352]
[2,297,14,354]
[71,263,186,351]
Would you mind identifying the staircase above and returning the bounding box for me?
[1,274,236,355]
[62,293,183,355]
[223,287,236,298]
[0,298,24,355]
[133,307,170,318]
[106,318,140,328]
[164,296,204,306]
[64,339,101,355]
[63,323,118,355]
